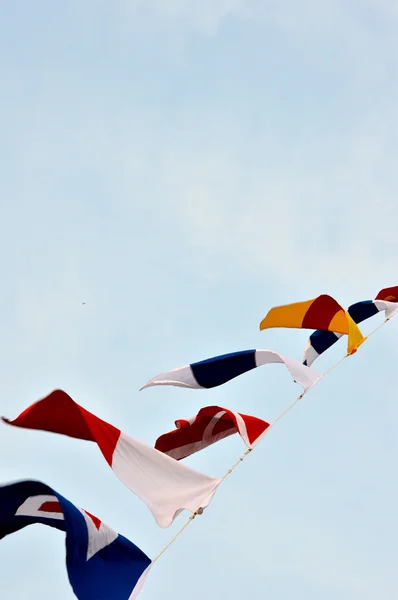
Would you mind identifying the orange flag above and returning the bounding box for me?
[260,294,366,355]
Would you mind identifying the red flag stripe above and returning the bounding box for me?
[2,390,121,466]
[301,295,344,330]
[39,501,63,513]
[83,510,102,530]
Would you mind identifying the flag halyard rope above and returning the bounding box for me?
[152,317,392,564]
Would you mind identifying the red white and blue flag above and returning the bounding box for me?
[156,405,270,460]
[0,480,151,599]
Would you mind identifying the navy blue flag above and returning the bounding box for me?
[0,480,151,599]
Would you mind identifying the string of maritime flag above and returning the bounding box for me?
[1,286,397,599]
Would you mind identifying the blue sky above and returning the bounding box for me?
[1,1,398,598]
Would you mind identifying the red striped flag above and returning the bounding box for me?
[155,406,270,460]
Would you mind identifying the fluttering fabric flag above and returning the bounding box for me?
[0,479,151,600]
[375,285,398,302]
[155,405,270,460]
[259,294,365,355]
[2,391,221,528]
[140,349,321,393]
[302,287,398,366]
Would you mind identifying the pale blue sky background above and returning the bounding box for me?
[1,1,398,598]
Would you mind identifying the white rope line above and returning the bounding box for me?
[152,316,391,564]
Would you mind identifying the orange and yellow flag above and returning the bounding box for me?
[260,294,366,355]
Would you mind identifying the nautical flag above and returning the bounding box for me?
[140,349,320,393]
[0,479,151,600]
[2,391,221,528]
[259,294,365,355]
[155,406,270,460]
[302,292,398,366]
[375,285,398,302]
